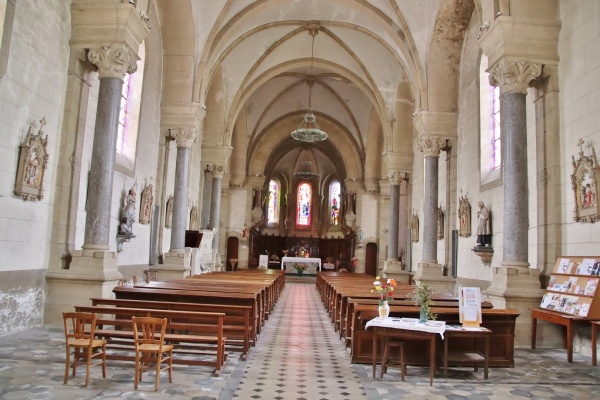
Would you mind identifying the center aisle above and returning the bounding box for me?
[231,281,368,400]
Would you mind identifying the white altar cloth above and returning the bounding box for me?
[282,257,321,274]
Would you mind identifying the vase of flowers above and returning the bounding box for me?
[411,281,436,322]
[371,276,397,318]
[294,263,307,275]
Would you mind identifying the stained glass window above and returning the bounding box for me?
[330,181,340,225]
[267,179,279,225]
[296,182,312,227]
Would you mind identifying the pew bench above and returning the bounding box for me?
[74,305,227,375]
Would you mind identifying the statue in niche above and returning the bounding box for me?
[139,180,153,225]
[458,191,471,237]
[165,194,173,229]
[437,205,444,240]
[571,138,600,223]
[119,183,137,235]
[14,117,49,201]
[411,210,419,243]
[189,203,198,230]
[476,201,492,247]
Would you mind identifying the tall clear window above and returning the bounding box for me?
[479,54,502,186]
[330,181,341,225]
[116,41,145,170]
[267,179,279,225]
[296,182,312,227]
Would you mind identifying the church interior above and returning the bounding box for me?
[1,0,600,394]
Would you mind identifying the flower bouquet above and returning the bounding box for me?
[372,277,397,318]
[411,280,436,321]
[294,263,307,275]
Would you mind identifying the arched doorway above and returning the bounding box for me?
[226,237,239,271]
[365,243,378,277]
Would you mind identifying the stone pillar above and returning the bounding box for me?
[161,127,199,278]
[383,171,411,283]
[201,169,212,228]
[414,137,454,292]
[398,179,409,263]
[208,164,226,247]
[45,45,138,320]
[486,60,545,344]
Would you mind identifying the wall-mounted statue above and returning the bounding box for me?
[476,201,491,247]
[139,180,153,225]
[14,117,49,201]
[189,203,198,230]
[458,191,471,237]
[119,183,137,235]
[571,138,600,223]
[437,205,444,240]
[411,210,419,243]
[165,194,173,229]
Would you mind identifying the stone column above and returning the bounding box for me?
[201,169,213,229]
[382,171,411,283]
[208,164,226,246]
[414,137,455,291]
[486,61,545,342]
[162,127,199,275]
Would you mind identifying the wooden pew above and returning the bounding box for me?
[89,297,253,359]
[74,305,227,375]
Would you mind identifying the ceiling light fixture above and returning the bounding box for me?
[291,27,327,143]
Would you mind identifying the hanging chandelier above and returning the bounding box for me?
[291,29,327,143]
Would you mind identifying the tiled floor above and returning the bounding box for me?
[0,279,599,399]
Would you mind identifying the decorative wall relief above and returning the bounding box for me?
[411,210,419,243]
[458,191,471,237]
[437,205,444,240]
[139,180,153,225]
[189,203,198,230]
[571,139,600,223]
[165,194,173,229]
[14,117,49,201]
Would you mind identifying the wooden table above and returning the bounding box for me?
[531,308,598,363]
[443,327,491,379]
[366,318,444,386]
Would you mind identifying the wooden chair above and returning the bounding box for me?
[132,316,173,391]
[380,338,405,380]
[62,312,107,387]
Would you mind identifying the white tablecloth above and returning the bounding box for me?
[365,317,446,339]
[282,257,321,274]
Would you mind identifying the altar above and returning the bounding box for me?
[282,257,321,275]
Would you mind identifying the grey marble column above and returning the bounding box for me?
[387,171,402,260]
[417,137,446,264]
[84,46,138,249]
[201,169,212,229]
[169,128,199,251]
[398,179,408,260]
[490,61,542,267]
[208,165,226,250]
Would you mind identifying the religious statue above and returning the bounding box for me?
[189,203,199,230]
[119,183,137,235]
[476,201,491,246]
[437,205,444,240]
[165,194,173,229]
[458,191,471,237]
[411,210,419,243]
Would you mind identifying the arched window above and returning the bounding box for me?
[267,179,279,225]
[479,54,502,186]
[116,41,145,171]
[330,181,341,225]
[296,182,312,227]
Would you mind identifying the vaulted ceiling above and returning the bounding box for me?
[155,0,475,188]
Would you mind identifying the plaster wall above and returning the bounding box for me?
[0,0,71,335]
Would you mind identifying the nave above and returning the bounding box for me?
[0,280,599,399]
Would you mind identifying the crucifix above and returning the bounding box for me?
[577,138,585,155]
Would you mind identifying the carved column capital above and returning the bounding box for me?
[87,45,138,80]
[207,164,227,178]
[386,170,406,185]
[417,136,447,157]
[489,60,542,95]
[169,127,199,148]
